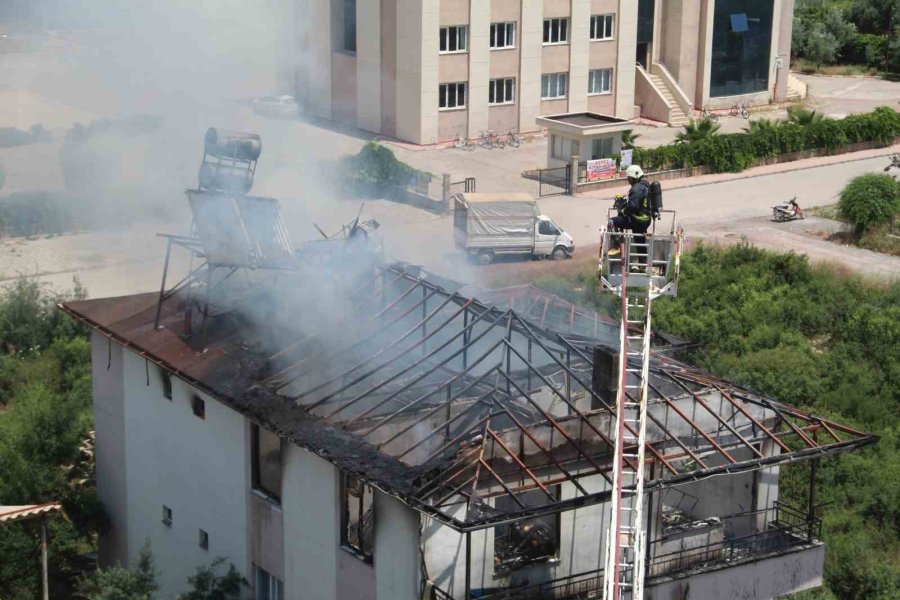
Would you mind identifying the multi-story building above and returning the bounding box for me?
[291,0,796,145]
[61,219,876,599]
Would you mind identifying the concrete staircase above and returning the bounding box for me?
[786,74,808,102]
[647,72,690,126]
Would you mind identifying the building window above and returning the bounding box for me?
[160,368,172,400]
[590,14,615,40]
[162,505,172,526]
[591,137,614,159]
[253,565,285,600]
[192,395,205,419]
[541,73,568,100]
[439,82,467,110]
[341,474,374,562]
[199,528,209,550]
[542,18,568,44]
[252,424,283,503]
[489,78,515,105]
[550,134,573,160]
[494,488,561,573]
[490,22,516,49]
[439,25,468,53]
[710,0,774,97]
[343,0,357,52]
[588,68,613,95]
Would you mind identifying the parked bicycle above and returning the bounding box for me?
[730,101,751,119]
[478,130,494,150]
[700,106,719,122]
[506,128,521,148]
[489,129,505,149]
[455,134,475,151]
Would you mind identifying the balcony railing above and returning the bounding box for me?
[430,502,822,600]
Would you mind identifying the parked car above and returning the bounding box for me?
[453,193,575,264]
[251,95,299,119]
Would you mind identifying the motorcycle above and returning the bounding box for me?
[885,153,900,180]
[772,197,805,222]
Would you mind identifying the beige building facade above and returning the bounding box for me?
[292,0,794,145]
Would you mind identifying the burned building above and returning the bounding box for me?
[59,188,876,599]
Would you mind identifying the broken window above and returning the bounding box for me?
[192,395,205,419]
[341,474,374,562]
[252,424,283,503]
[494,487,560,573]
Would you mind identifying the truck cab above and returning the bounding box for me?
[535,215,575,259]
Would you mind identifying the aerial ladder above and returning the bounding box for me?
[598,205,683,600]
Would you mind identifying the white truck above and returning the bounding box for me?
[453,193,575,264]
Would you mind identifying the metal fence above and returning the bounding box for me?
[537,165,570,196]
[449,177,477,195]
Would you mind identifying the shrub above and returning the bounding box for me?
[0,192,79,237]
[838,173,900,234]
[342,141,428,190]
[632,106,900,174]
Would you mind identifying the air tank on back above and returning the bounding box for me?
[198,128,262,194]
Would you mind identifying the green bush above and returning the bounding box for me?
[0,124,51,149]
[838,173,900,234]
[0,192,79,237]
[633,106,900,174]
[342,141,427,189]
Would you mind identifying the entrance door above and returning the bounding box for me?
[636,43,650,69]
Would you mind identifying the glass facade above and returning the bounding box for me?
[710,0,774,97]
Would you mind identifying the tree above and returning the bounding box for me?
[76,541,157,600]
[838,173,900,234]
[621,130,641,150]
[674,118,721,144]
[177,559,241,600]
[787,106,825,126]
[805,21,842,68]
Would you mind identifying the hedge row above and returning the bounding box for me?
[633,106,900,174]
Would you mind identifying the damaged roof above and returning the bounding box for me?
[60,263,878,532]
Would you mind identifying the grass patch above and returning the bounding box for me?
[792,60,880,77]
[806,203,844,221]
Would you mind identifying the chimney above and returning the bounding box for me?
[591,346,618,409]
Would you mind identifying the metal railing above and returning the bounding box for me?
[429,502,821,600]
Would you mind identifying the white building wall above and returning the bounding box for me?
[614,0,637,117]
[119,348,249,599]
[282,444,340,600]
[91,333,128,567]
[375,494,422,600]
[356,0,382,132]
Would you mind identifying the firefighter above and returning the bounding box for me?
[608,164,652,256]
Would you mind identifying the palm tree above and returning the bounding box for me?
[621,129,641,149]
[743,119,780,134]
[675,118,721,144]
[786,106,824,126]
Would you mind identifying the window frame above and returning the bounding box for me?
[542,17,569,45]
[590,14,615,41]
[343,0,357,53]
[160,368,172,400]
[253,564,285,600]
[541,72,568,100]
[191,394,205,419]
[588,68,613,96]
[439,25,469,54]
[489,21,516,50]
[251,424,283,504]
[488,77,516,106]
[439,82,467,111]
[340,473,375,564]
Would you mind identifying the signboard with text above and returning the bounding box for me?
[586,158,617,181]
[620,149,633,170]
